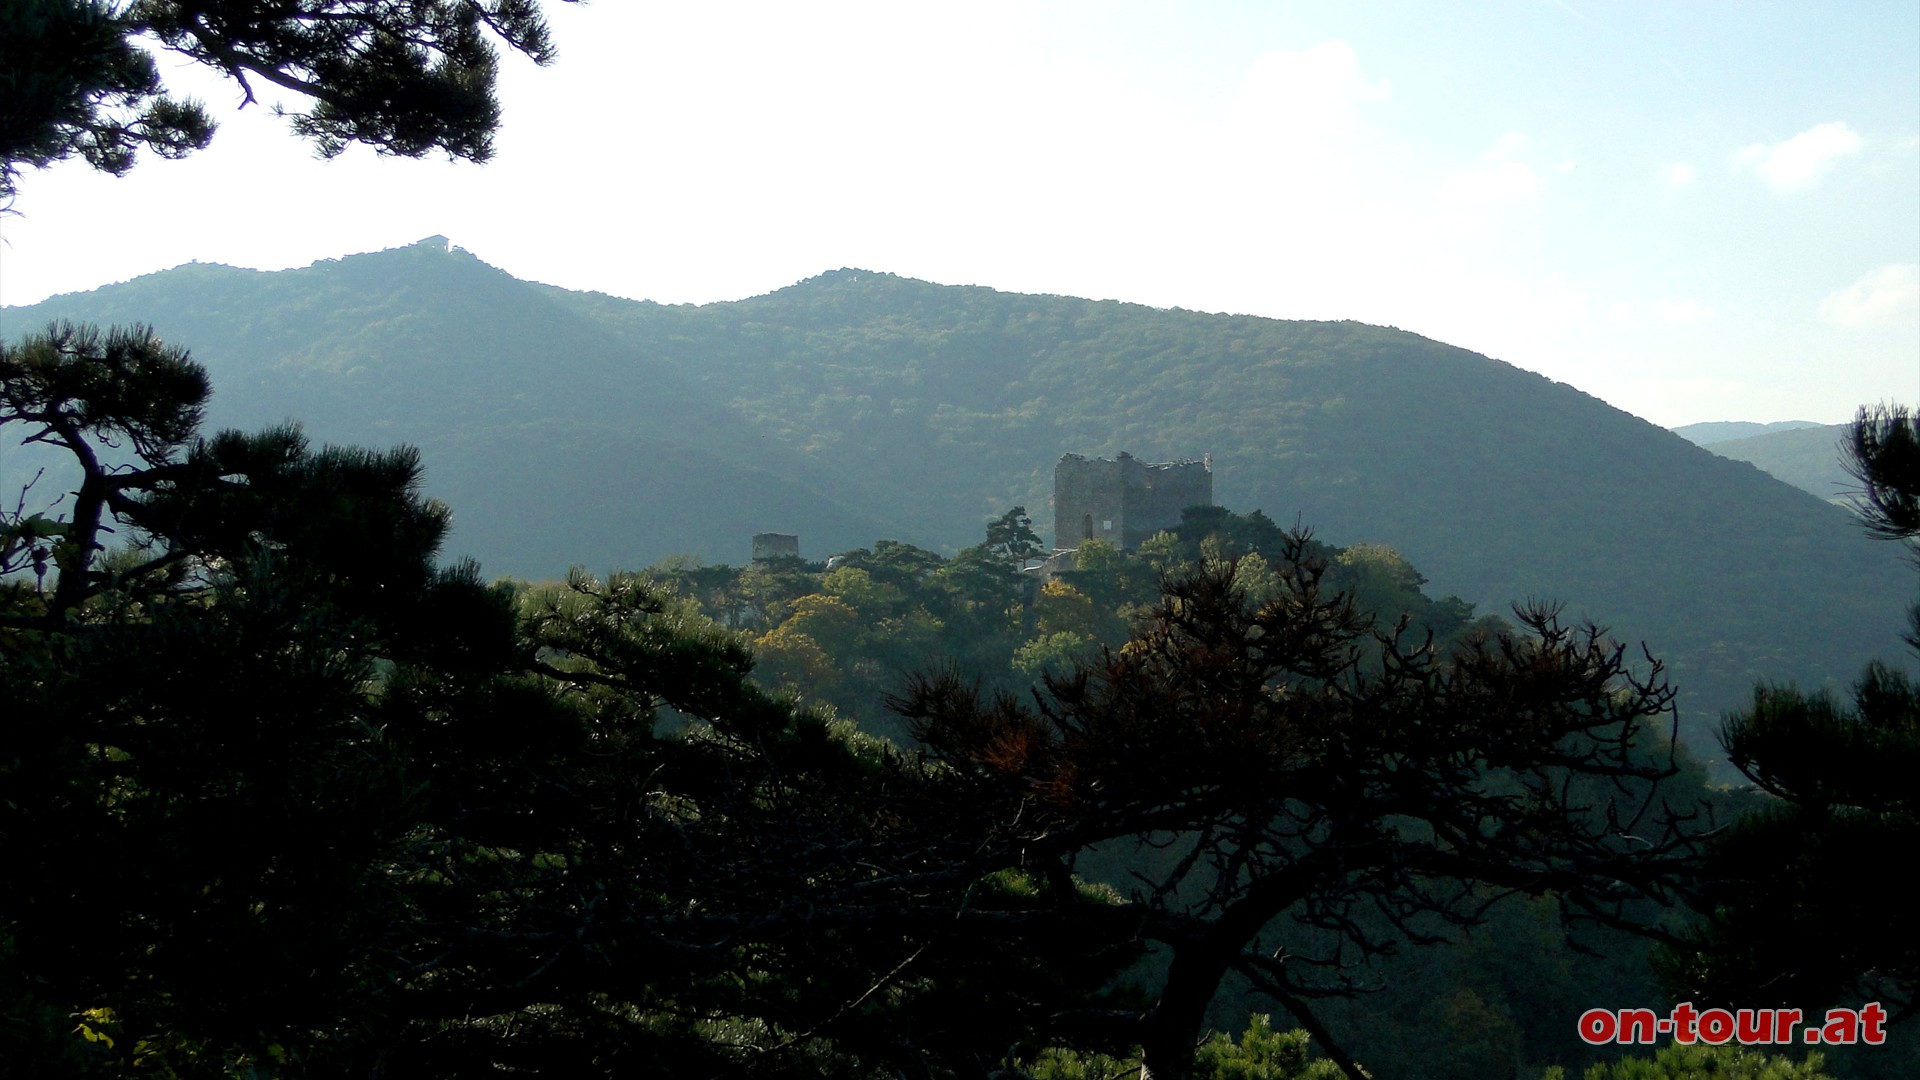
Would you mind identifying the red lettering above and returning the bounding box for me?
[1821,1008,1858,1045]
[1698,1007,1735,1045]
[1670,1001,1698,1044]
[1618,1008,1659,1044]
[1578,1008,1616,1045]
[1861,1002,1887,1045]
[1573,1002,1875,1046]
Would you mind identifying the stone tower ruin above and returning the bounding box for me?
[1053,452,1212,552]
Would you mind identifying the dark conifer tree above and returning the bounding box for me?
[986,505,1046,563]
[0,322,1130,1077]
[1,0,561,198]
[1667,404,1920,1023]
[895,532,1705,1080]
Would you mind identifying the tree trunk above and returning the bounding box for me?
[1135,938,1235,1080]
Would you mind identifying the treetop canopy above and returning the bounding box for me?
[1,0,565,199]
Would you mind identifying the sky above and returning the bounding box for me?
[2,0,1916,428]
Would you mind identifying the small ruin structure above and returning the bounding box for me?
[751,532,800,561]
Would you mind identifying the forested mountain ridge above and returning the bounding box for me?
[7,240,911,564]
[8,237,1911,747]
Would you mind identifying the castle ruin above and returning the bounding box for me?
[1053,452,1212,552]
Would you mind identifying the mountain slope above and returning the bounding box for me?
[9,239,907,571]
[8,243,1911,748]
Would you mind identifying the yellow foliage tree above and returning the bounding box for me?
[1035,579,1097,638]
[781,593,864,655]
[754,623,838,692]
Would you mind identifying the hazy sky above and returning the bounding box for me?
[3,0,1915,427]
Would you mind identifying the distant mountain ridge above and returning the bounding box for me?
[1672,419,1830,446]
[1688,423,1854,506]
[8,238,1912,750]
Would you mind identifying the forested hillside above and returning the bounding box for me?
[11,238,1911,749]
[6,240,910,564]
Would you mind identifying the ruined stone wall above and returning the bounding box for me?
[1120,456,1214,550]
[1053,452,1212,551]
